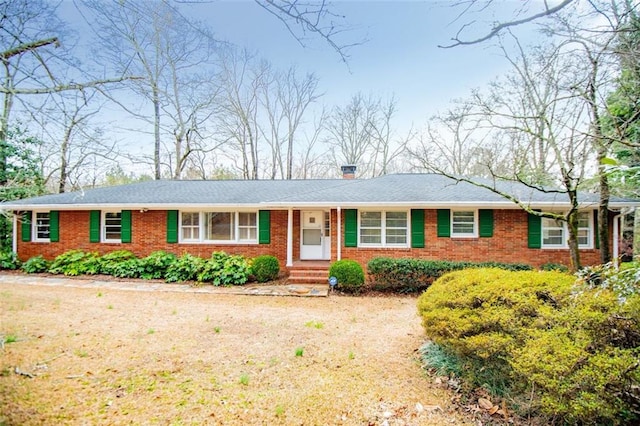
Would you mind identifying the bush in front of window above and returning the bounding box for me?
[164,253,205,283]
[250,255,280,283]
[21,255,50,273]
[329,259,365,294]
[197,252,250,286]
[139,251,177,280]
[367,257,533,293]
[49,250,101,276]
[99,250,143,278]
[0,251,20,270]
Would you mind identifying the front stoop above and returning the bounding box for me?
[287,261,330,286]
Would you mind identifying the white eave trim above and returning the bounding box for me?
[2,200,638,211]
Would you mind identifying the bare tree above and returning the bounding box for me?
[32,90,120,193]
[215,49,267,180]
[83,0,219,180]
[325,93,408,177]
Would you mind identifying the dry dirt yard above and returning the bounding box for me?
[0,279,473,425]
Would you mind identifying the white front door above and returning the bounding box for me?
[301,210,329,260]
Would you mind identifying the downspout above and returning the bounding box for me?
[12,213,17,254]
[613,214,620,266]
[286,208,293,267]
[337,206,342,261]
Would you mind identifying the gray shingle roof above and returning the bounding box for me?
[1,173,637,210]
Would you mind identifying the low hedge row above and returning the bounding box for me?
[418,263,640,425]
[367,257,532,293]
[17,250,280,286]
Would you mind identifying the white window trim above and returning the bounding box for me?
[32,211,51,242]
[102,211,123,243]
[179,211,258,244]
[451,209,478,238]
[358,210,409,248]
[541,211,594,249]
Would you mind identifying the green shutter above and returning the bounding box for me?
[258,210,270,244]
[344,209,357,247]
[437,209,451,237]
[21,211,32,242]
[121,210,132,243]
[411,209,425,248]
[479,209,494,238]
[594,210,600,249]
[49,211,59,242]
[89,210,101,243]
[167,210,178,243]
[528,212,541,248]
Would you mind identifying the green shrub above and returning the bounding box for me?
[510,285,640,424]
[164,253,204,283]
[418,268,575,391]
[0,251,20,270]
[49,250,101,276]
[540,262,570,272]
[21,255,50,273]
[197,252,250,286]
[250,255,280,282]
[328,259,364,294]
[139,251,177,280]
[367,257,532,293]
[99,250,142,278]
[418,267,640,424]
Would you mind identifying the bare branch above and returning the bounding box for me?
[439,0,575,48]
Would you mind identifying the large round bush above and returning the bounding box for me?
[328,259,364,294]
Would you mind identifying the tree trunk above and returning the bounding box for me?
[566,190,582,271]
[153,85,161,180]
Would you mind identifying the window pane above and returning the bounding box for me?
[386,211,407,228]
[543,229,564,245]
[205,212,233,240]
[361,211,381,227]
[386,228,407,244]
[238,212,256,226]
[105,212,122,240]
[35,212,50,239]
[360,228,381,244]
[542,217,564,246]
[578,229,589,246]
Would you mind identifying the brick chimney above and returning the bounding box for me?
[341,165,357,179]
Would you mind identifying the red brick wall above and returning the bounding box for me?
[17,210,289,268]
[16,208,606,271]
[338,209,604,270]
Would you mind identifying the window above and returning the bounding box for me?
[359,211,408,247]
[238,212,257,241]
[542,212,593,248]
[181,212,200,241]
[451,211,477,237]
[33,212,50,241]
[179,211,258,243]
[103,212,122,242]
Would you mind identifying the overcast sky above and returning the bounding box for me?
[175,0,544,128]
[56,0,548,175]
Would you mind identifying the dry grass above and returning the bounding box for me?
[0,282,472,425]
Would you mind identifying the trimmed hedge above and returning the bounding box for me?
[368,257,532,293]
[329,259,365,294]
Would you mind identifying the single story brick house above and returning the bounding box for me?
[2,171,638,277]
